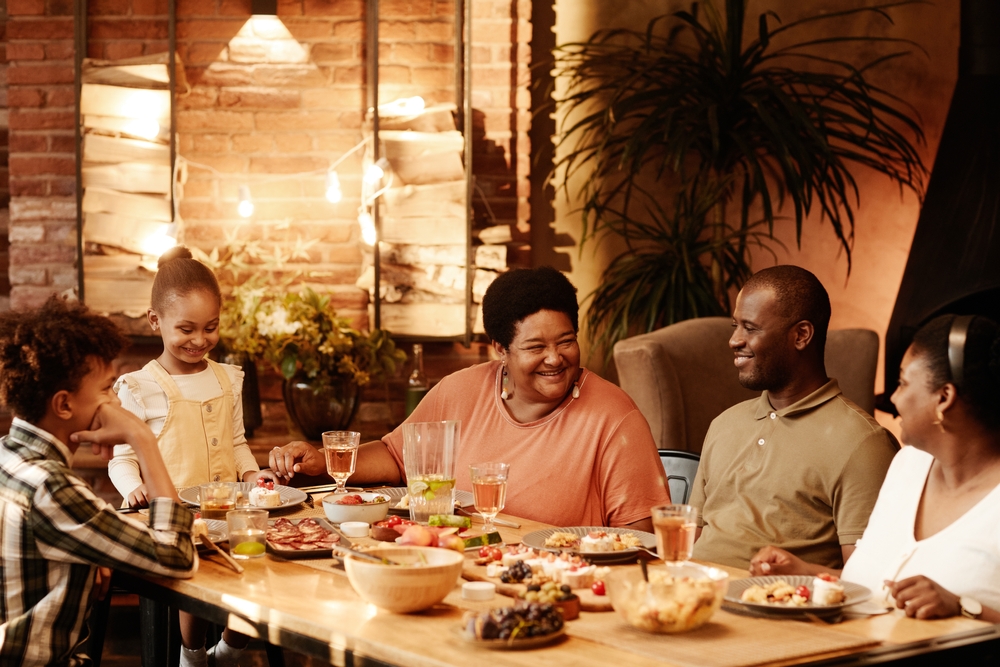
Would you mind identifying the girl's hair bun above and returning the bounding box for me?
[157,245,193,269]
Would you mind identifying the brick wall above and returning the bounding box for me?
[4,0,76,310]
[1,0,12,309]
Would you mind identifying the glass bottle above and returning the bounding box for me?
[405,343,429,416]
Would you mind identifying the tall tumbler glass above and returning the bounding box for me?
[402,420,459,523]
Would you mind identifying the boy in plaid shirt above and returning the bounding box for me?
[0,297,196,666]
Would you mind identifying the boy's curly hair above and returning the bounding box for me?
[0,296,129,423]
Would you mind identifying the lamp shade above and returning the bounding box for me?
[251,0,277,15]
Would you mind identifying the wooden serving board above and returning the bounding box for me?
[461,557,614,612]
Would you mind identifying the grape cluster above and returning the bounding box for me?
[522,582,575,603]
[499,560,532,583]
[464,603,564,640]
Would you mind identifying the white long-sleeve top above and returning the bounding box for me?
[107,363,258,499]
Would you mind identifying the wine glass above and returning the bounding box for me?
[469,462,510,533]
[323,431,361,494]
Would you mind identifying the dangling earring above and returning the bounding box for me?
[571,382,580,399]
[933,410,946,433]
[501,363,512,400]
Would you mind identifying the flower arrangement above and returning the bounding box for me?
[193,237,405,389]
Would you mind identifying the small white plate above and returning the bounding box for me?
[521,526,657,563]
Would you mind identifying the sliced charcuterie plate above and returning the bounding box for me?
[266,517,348,559]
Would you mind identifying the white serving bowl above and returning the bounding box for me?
[607,562,728,633]
[322,492,391,524]
[344,546,465,613]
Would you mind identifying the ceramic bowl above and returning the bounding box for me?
[322,492,391,524]
[607,562,728,633]
[343,546,464,613]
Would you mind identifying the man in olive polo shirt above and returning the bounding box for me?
[689,266,898,570]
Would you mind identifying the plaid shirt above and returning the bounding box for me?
[0,419,196,666]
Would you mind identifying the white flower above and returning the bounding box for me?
[255,307,301,337]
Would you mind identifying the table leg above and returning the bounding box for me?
[139,596,171,667]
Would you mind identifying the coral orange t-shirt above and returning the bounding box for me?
[382,361,670,527]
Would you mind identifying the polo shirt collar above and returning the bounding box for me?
[754,379,842,420]
[9,417,74,466]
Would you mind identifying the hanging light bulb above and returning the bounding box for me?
[141,228,177,257]
[379,96,426,117]
[237,185,254,218]
[325,170,342,203]
[363,158,390,185]
[358,211,377,246]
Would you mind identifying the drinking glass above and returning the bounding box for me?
[323,431,361,494]
[402,420,459,523]
[227,509,268,559]
[199,482,237,520]
[470,462,510,533]
[652,504,698,562]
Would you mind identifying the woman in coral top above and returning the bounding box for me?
[271,267,671,530]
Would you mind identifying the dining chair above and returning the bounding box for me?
[658,449,700,504]
[614,316,880,454]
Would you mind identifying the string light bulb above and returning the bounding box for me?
[358,211,377,246]
[123,118,160,141]
[141,229,177,257]
[363,158,390,185]
[379,96,426,117]
[237,185,254,218]
[325,170,342,203]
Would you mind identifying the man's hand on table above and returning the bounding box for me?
[269,441,326,482]
[749,546,835,577]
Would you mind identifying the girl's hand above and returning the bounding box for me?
[127,484,150,509]
[269,441,325,481]
[886,576,961,619]
[243,469,279,485]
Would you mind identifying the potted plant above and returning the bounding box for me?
[550,0,928,360]
[195,238,406,440]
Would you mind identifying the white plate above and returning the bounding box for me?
[201,518,227,543]
[725,576,871,617]
[521,526,657,563]
[377,486,475,515]
[179,482,308,511]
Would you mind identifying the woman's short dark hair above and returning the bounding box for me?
[151,245,221,313]
[910,314,1000,430]
[482,267,579,348]
[0,296,129,423]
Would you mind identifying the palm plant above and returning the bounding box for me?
[551,0,928,358]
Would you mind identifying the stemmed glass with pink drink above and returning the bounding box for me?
[323,431,361,494]
[470,462,510,533]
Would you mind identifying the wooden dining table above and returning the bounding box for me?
[115,498,999,667]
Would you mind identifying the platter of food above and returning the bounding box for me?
[725,575,870,617]
[459,603,567,649]
[521,526,656,563]
[266,517,348,559]
[377,486,475,516]
[180,481,308,511]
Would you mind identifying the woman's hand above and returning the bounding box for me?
[268,441,325,481]
[127,484,149,509]
[748,546,831,576]
[886,576,961,619]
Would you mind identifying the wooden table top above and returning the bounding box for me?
[123,499,993,667]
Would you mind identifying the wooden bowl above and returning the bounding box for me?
[343,546,464,613]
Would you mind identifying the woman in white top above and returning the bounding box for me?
[748,314,1000,622]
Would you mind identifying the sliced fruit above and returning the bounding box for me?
[232,541,265,556]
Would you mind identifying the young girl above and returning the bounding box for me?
[108,245,272,667]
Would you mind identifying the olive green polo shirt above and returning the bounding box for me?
[690,379,899,569]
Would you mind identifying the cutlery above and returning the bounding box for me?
[331,544,404,566]
[456,506,521,529]
[198,534,245,574]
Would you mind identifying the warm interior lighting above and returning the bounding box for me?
[237,185,255,218]
[142,229,177,257]
[358,211,377,246]
[122,118,161,141]
[325,171,342,203]
[379,96,426,117]
[363,158,390,185]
